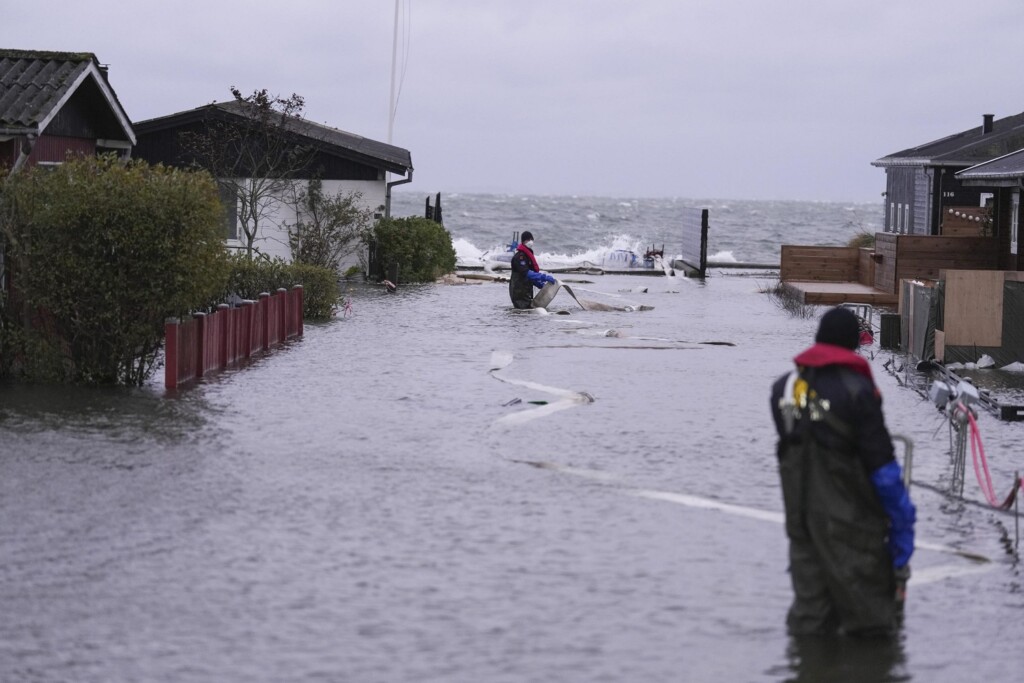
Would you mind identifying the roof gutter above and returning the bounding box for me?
[384,168,413,219]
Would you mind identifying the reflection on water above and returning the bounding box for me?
[1,275,1023,682]
[777,635,909,683]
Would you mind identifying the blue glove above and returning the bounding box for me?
[545,274,557,285]
[869,460,916,569]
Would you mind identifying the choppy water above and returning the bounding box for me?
[391,192,883,267]
[2,197,1024,682]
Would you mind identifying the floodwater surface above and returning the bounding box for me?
[1,271,1023,682]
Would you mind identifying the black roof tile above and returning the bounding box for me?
[134,100,412,174]
[873,111,1024,168]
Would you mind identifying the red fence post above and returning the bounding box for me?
[217,303,230,370]
[259,292,270,351]
[193,312,206,378]
[294,285,304,337]
[277,287,288,344]
[165,317,179,389]
[241,300,254,358]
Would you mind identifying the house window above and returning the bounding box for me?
[889,202,896,233]
[1012,191,1019,256]
[904,204,911,235]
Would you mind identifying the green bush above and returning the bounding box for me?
[222,252,291,301]
[369,216,456,283]
[0,155,230,385]
[285,263,341,320]
[846,231,876,249]
[222,252,340,320]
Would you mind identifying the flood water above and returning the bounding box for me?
[2,271,1023,682]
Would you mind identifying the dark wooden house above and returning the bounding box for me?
[956,149,1024,272]
[0,49,135,172]
[0,48,136,293]
[872,111,1024,236]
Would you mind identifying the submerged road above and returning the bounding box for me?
[1,273,1022,682]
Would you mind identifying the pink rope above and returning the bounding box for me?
[961,406,1020,509]
[965,409,999,506]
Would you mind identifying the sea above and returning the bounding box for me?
[2,193,1022,683]
[390,192,883,268]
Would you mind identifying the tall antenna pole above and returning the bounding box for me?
[384,0,401,219]
[388,0,400,145]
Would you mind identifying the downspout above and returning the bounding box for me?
[385,168,413,219]
[9,133,37,176]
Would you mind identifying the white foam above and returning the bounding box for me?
[708,250,739,264]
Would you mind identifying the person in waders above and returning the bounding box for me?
[770,306,915,637]
[508,231,558,309]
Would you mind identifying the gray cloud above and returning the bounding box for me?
[5,0,1024,201]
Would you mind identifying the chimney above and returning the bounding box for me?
[983,113,994,134]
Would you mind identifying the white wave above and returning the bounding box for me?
[708,250,738,264]
[453,238,486,263]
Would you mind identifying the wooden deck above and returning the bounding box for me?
[780,280,898,307]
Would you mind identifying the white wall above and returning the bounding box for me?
[225,178,388,270]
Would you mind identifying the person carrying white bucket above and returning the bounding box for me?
[508,230,559,309]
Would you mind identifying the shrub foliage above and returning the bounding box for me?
[286,178,373,271]
[368,217,456,283]
[0,156,230,385]
[222,253,341,321]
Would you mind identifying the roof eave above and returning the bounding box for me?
[960,177,1022,187]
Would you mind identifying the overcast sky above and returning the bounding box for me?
[5,1,1024,202]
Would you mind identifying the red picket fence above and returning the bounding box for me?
[165,286,304,389]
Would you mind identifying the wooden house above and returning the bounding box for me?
[956,148,1024,271]
[132,102,413,264]
[0,48,136,292]
[871,111,1024,236]
[896,149,1024,367]
[872,134,1024,369]
[0,49,135,172]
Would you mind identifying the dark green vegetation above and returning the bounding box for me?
[367,216,457,283]
[222,253,340,321]
[0,156,229,385]
[0,157,343,386]
[846,231,876,249]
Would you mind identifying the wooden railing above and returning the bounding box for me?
[164,286,304,389]
[873,234,998,294]
[780,245,861,282]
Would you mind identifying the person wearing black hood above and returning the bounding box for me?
[508,231,558,309]
[770,306,916,637]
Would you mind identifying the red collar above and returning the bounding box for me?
[516,243,540,271]
[794,343,874,381]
